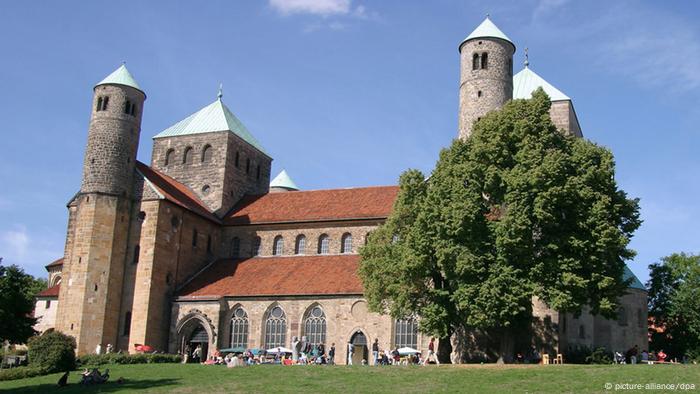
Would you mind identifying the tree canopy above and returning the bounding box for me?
[0,259,46,344]
[359,89,641,362]
[647,252,700,359]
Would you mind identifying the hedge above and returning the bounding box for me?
[0,366,52,381]
[77,353,182,366]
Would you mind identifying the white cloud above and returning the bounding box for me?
[0,225,63,277]
[532,0,570,21]
[1,225,29,260]
[269,0,351,17]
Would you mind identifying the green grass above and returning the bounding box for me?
[0,363,698,393]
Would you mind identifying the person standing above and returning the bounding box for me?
[329,343,336,365]
[372,339,380,366]
[95,343,102,355]
[347,342,354,365]
[193,345,202,363]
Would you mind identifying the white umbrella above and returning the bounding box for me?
[397,347,420,355]
[266,346,293,354]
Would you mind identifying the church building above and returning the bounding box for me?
[34,17,647,363]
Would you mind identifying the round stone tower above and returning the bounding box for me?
[81,64,146,196]
[458,17,515,139]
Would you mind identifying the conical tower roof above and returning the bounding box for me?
[459,17,515,51]
[270,170,299,191]
[513,66,570,101]
[96,64,143,93]
[154,97,268,156]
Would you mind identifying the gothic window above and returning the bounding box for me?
[183,147,193,165]
[231,237,240,258]
[394,318,418,348]
[252,236,261,256]
[201,145,212,163]
[341,233,352,254]
[303,306,327,346]
[472,53,480,70]
[123,311,132,336]
[132,244,140,265]
[273,235,284,256]
[230,307,249,348]
[263,306,287,348]
[295,235,306,255]
[235,151,240,168]
[317,234,329,254]
[481,52,488,69]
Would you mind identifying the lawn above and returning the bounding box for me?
[0,363,698,393]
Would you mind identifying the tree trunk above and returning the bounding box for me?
[496,326,514,364]
[437,334,453,364]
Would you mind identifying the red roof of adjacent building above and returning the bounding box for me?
[45,258,63,269]
[224,186,399,225]
[178,255,364,298]
[136,162,220,223]
[37,283,60,298]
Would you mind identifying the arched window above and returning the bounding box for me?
[201,145,212,163]
[481,52,488,69]
[96,96,109,111]
[251,236,261,256]
[303,305,327,346]
[263,306,287,348]
[472,53,480,70]
[394,318,418,348]
[165,149,175,166]
[273,235,284,256]
[618,307,628,326]
[230,307,249,348]
[96,97,103,111]
[341,233,352,254]
[124,100,132,114]
[183,147,193,164]
[231,237,240,258]
[295,235,306,255]
[317,234,329,254]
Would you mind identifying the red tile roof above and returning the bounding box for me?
[178,255,364,298]
[37,284,60,298]
[45,258,63,269]
[136,162,219,223]
[224,186,399,225]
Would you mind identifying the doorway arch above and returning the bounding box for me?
[348,330,368,365]
[176,312,214,363]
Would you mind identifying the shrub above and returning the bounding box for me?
[586,347,612,364]
[27,331,76,372]
[0,365,51,382]
[563,345,592,364]
[77,353,182,366]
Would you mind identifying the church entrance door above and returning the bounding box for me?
[187,325,209,363]
[350,330,368,365]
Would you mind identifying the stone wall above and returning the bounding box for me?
[458,38,514,139]
[151,131,271,216]
[550,100,583,138]
[33,297,58,334]
[170,296,433,365]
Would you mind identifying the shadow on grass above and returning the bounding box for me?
[0,377,181,393]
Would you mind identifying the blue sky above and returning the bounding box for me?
[0,0,698,284]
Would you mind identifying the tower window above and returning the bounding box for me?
[472,53,480,70]
[246,158,251,174]
[207,235,212,253]
[96,96,109,111]
[124,100,132,114]
[192,229,198,247]
[131,104,137,116]
[481,52,488,69]
[123,311,132,336]
[165,149,175,166]
[477,90,482,98]
[133,244,140,264]
[183,147,193,164]
[96,97,103,111]
[201,145,212,163]
[256,165,261,180]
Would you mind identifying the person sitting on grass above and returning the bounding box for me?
[657,350,667,363]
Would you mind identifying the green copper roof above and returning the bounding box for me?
[270,169,299,190]
[513,66,570,101]
[460,17,514,50]
[96,64,142,92]
[153,98,268,156]
[623,265,646,291]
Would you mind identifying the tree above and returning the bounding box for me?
[0,259,41,344]
[647,253,700,359]
[359,89,641,362]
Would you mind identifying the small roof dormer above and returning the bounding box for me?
[459,16,515,52]
[269,169,299,193]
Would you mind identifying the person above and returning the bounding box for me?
[95,344,102,355]
[657,349,667,363]
[626,345,638,364]
[193,345,202,363]
[641,350,649,363]
[372,338,380,366]
[57,371,69,387]
[329,343,336,365]
[347,342,354,365]
[106,343,113,354]
[427,338,440,365]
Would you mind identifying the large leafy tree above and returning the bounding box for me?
[647,253,700,359]
[359,89,641,362]
[0,258,45,344]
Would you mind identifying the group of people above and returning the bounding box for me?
[348,337,439,366]
[618,345,674,364]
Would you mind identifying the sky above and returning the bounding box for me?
[0,0,698,284]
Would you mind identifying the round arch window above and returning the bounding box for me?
[271,306,283,318]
